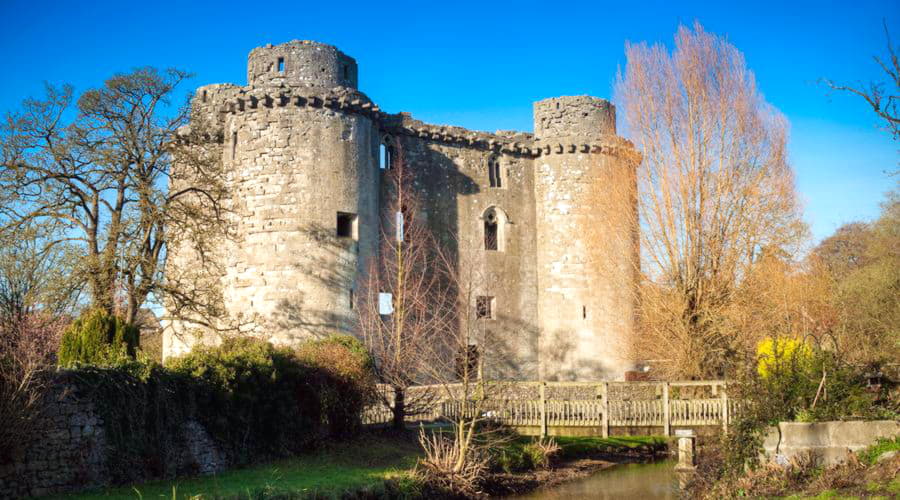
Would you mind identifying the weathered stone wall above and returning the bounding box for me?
[533,96,616,138]
[165,74,379,357]
[395,127,540,379]
[164,41,641,381]
[533,97,638,380]
[0,376,224,499]
[248,40,358,89]
[762,420,900,466]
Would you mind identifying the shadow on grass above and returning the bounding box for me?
[50,432,423,500]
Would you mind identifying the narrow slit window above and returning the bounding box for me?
[231,131,237,160]
[201,90,208,103]
[379,140,393,170]
[349,289,354,309]
[336,212,357,239]
[583,305,587,319]
[488,156,503,188]
[476,296,494,319]
[277,57,285,73]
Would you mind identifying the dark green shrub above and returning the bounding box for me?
[295,334,375,436]
[166,337,318,462]
[44,335,376,486]
[57,308,139,367]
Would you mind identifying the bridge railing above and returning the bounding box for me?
[363,380,738,436]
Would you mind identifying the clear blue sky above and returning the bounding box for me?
[1,0,897,243]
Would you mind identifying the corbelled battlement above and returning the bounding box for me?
[193,85,638,160]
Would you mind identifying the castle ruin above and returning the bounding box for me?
[163,40,640,381]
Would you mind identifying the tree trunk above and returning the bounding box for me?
[392,385,405,431]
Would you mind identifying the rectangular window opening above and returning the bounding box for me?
[476,296,494,320]
[456,344,480,381]
[277,58,285,73]
[336,212,357,239]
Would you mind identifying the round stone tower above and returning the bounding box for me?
[247,40,358,89]
[164,41,379,357]
[532,96,639,380]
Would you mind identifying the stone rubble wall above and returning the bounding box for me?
[0,376,224,499]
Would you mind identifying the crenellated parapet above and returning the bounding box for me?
[191,83,639,162]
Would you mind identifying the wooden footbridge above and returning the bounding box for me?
[363,380,739,437]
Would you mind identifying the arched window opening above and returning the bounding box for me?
[484,217,498,251]
[379,136,394,170]
[488,156,503,188]
[483,206,507,252]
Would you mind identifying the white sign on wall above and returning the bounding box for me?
[378,292,394,315]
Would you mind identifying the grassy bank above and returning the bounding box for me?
[51,433,422,500]
[691,435,900,499]
[49,433,668,499]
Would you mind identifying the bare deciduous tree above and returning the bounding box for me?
[413,236,514,493]
[0,68,227,325]
[356,142,453,430]
[611,23,805,378]
[822,20,899,141]
[0,225,74,464]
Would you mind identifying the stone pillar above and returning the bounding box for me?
[674,429,697,472]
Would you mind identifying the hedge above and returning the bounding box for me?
[63,335,374,483]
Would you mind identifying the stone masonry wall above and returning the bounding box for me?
[164,40,642,381]
[397,133,541,379]
[0,375,224,499]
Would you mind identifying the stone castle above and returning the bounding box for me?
[163,40,640,381]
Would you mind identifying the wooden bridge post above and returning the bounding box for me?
[663,382,671,436]
[721,384,729,433]
[601,382,609,438]
[539,381,547,439]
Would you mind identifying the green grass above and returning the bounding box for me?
[551,435,668,459]
[47,433,669,499]
[856,435,900,465]
[51,433,423,500]
[492,435,668,472]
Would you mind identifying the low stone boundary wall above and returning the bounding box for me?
[0,376,224,499]
[762,420,900,466]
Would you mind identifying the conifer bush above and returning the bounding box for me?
[57,308,139,367]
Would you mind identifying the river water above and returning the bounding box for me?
[512,461,679,499]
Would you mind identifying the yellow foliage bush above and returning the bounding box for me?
[756,337,812,379]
